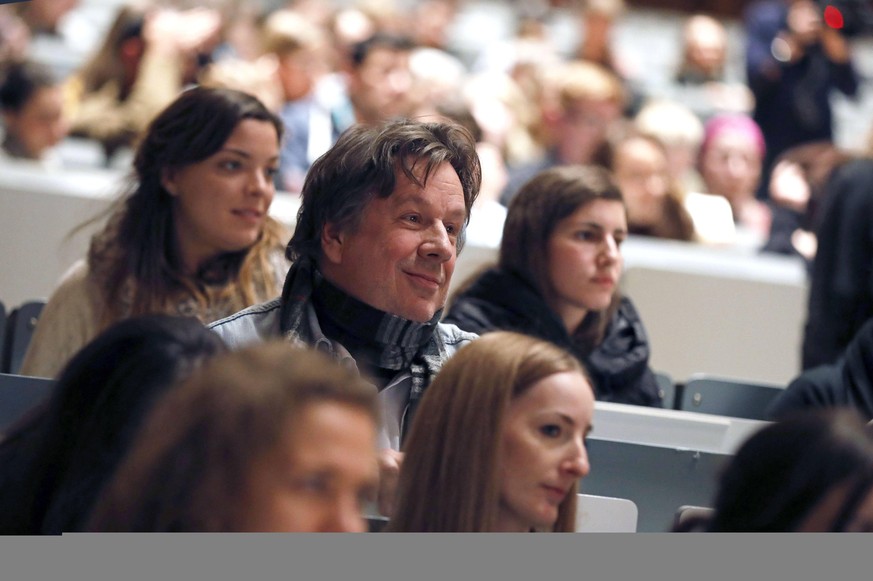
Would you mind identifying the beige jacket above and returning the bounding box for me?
[20,260,104,379]
[20,250,289,379]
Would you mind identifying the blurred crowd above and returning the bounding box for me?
[3,0,873,535]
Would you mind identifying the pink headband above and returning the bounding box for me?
[701,114,766,159]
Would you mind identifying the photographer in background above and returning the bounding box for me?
[744,0,860,201]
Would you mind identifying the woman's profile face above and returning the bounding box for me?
[545,199,626,331]
[496,370,595,532]
[612,136,670,227]
[161,118,280,273]
[240,401,379,532]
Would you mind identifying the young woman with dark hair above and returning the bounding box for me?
[21,86,289,378]
[444,165,661,407]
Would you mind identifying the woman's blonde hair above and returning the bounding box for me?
[389,331,590,532]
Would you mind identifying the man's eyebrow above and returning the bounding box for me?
[395,194,467,217]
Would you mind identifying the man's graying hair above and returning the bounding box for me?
[287,118,482,262]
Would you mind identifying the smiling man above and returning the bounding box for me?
[209,119,481,460]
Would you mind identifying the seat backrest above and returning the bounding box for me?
[672,505,715,532]
[576,493,638,532]
[2,300,47,375]
[654,371,676,410]
[366,515,390,532]
[582,437,730,532]
[0,372,55,434]
[678,375,785,421]
[0,302,7,369]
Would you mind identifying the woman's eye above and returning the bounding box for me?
[220,160,242,171]
[540,424,561,438]
[265,166,279,179]
[575,230,597,242]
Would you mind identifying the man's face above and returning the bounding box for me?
[319,161,466,323]
[349,47,413,124]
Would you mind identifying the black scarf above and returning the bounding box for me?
[278,257,447,412]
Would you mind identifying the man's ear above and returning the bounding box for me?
[160,167,178,197]
[321,221,345,265]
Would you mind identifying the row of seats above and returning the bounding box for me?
[0,371,764,531]
[656,372,783,421]
[0,299,52,437]
[367,492,641,533]
[0,300,46,376]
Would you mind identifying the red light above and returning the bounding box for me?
[824,5,845,29]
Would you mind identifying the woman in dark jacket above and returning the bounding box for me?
[444,165,661,407]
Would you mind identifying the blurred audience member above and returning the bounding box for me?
[461,71,542,170]
[389,331,594,532]
[744,0,859,199]
[0,60,68,165]
[409,46,467,119]
[0,315,226,535]
[576,0,624,75]
[0,6,30,62]
[409,0,459,53]
[445,165,662,407]
[260,8,334,193]
[334,32,416,128]
[676,13,728,85]
[575,0,643,117]
[801,156,873,369]
[12,0,79,37]
[633,98,705,193]
[88,342,380,532]
[323,4,377,72]
[673,13,754,117]
[594,126,696,242]
[698,113,771,249]
[762,140,855,262]
[419,96,508,248]
[64,2,222,158]
[21,87,289,379]
[198,56,283,113]
[502,59,626,205]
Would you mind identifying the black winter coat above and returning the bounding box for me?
[443,268,662,407]
[802,158,873,370]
